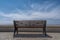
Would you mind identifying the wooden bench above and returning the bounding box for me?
[13,20,47,36]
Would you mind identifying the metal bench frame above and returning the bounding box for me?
[13,20,47,36]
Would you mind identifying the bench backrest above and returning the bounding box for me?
[13,20,46,27]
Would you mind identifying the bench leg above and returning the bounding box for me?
[43,28,44,34]
[14,28,18,36]
[43,28,46,36]
[45,28,46,36]
[14,28,16,36]
[17,28,18,34]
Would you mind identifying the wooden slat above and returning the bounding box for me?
[16,26,43,28]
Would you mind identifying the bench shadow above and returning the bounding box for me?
[13,34,52,38]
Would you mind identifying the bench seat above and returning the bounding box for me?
[13,20,47,36]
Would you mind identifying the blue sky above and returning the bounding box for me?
[0,0,60,25]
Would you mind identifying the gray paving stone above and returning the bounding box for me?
[0,32,60,40]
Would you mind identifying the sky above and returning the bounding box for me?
[0,0,60,25]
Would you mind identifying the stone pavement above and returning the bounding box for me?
[0,32,60,40]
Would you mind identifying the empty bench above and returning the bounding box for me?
[13,20,47,36]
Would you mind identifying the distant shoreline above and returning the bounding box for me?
[0,24,60,28]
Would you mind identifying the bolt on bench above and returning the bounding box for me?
[13,20,47,36]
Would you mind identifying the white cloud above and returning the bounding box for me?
[30,1,56,12]
[31,12,56,18]
[0,9,60,20]
[0,1,60,25]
